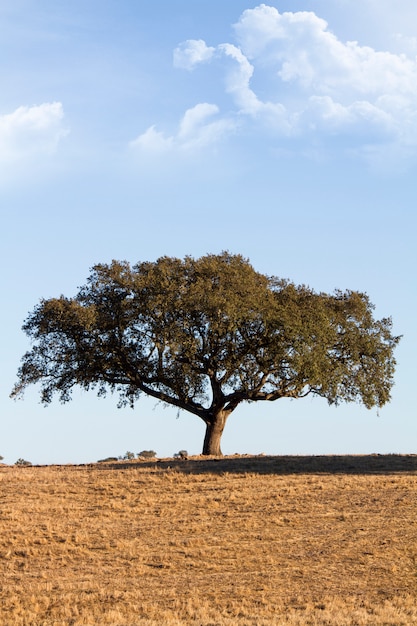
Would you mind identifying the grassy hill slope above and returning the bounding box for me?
[1,455,416,625]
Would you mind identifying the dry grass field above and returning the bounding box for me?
[1,454,416,626]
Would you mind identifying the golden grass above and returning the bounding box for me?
[0,454,416,625]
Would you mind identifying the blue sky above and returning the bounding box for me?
[1,1,416,464]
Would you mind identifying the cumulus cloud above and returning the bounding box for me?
[130,103,235,154]
[135,4,417,159]
[300,96,396,139]
[0,102,68,163]
[173,39,215,70]
[237,11,416,98]
[218,42,290,132]
[233,4,417,140]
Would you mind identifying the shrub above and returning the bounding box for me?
[174,450,188,460]
[15,458,32,466]
[137,450,157,459]
[122,451,135,460]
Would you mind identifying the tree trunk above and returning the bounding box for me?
[202,410,228,456]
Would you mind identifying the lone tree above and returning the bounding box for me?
[11,252,400,455]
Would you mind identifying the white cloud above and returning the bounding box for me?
[130,125,173,153]
[235,5,417,98]
[218,43,259,114]
[173,39,215,70]
[179,103,217,138]
[217,42,290,135]
[235,5,330,61]
[301,96,396,139]
[0,102,68,163]
[135,4,417,160]
[130,103,235,154]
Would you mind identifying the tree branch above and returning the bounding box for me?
[134,377,208,421]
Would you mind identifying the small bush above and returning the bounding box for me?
[174,450,188,460]
[122,451,135,460]
[137,450,157,459]
[15,458,32,466]
[97,457,119,463]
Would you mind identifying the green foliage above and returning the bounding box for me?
[11,252,401,455]
[122,451,135,460]
[15,458,32,466]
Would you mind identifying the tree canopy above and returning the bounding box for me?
[11,252,400,455]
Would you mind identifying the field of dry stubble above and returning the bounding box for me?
[1,454,417,626]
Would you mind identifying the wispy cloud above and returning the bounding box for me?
[130,103,235,154]
[0,102,68,163]
[133,4,417,160]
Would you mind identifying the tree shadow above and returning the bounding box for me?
[99,454,417,475]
